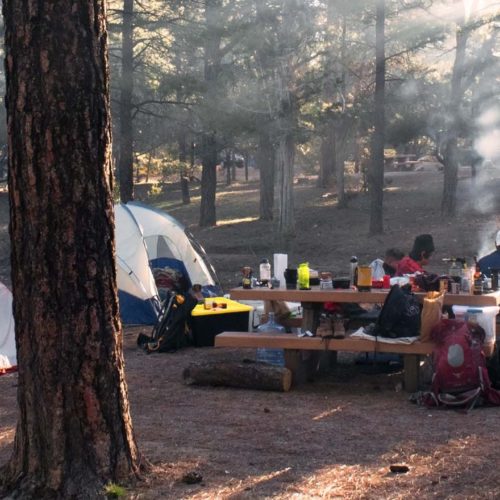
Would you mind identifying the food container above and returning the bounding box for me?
[452,305,499,357]
[332,277,351,289]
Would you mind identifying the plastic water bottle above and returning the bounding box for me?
[256,312,286,366]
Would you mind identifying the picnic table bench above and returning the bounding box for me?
[215,331,434,392]
[214,287,500,392]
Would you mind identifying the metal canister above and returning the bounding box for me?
[490,269,499,291]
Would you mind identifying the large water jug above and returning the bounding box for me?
[256,312,286,366]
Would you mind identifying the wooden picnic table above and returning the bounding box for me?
[219,287,500,391]
[229,287,500,334]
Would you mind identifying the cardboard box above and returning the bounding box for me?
[191,297,253,347]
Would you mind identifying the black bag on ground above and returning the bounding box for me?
[372,284,421,338]
[486,342,500,389]
[137,291,198,353]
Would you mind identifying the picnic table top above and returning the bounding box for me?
[229,286,500,307]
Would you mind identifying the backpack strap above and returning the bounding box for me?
[437,387,482,411]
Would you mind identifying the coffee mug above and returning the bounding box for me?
[284,268,298,289]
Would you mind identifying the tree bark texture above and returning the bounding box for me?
[1,1,142,497]
[118,0,135,203]
[369,0,386,235]
[183,361,292,392]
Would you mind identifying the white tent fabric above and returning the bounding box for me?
[0,281,16,372]
[115,202,220,324]
[124,203,217,288]
[115,204,161,325]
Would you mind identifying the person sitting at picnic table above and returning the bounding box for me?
[396,234,435,276]
[370,247,405,278]
[478,230,500,277]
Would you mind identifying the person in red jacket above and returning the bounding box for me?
[397,234,435,275]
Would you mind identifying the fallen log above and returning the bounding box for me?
[183,360,292,392]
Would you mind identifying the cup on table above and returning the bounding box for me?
[284,268,298,289]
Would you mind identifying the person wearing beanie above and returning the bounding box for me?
[396,234,435,275]
[477,230,500,277]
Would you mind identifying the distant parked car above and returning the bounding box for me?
[415,155,443,171]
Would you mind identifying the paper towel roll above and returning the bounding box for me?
[273,253,288,288]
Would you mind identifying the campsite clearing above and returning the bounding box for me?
[4,327,500,498]
[3,167,500,497]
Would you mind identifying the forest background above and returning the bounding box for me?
[1,1,500,498]
[1,0,498,261]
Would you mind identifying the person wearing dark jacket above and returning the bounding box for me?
[478,230,500,278]
[396,234,435,275]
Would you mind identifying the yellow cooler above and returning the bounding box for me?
[190,297,253,347]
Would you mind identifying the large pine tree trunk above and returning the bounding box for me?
[118,0,135,203]
[369,0,386,235]
[1,1,143,497]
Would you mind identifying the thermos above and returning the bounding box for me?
[350,256,358,287]
[298,262,310,290]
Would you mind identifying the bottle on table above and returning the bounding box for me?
[350,256,358,287]
[259,258,271,284]
[241,266,253,289]
[298,262,310,290]
[473,256,483,295]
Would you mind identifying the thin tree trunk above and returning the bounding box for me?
[441,24,468,216]
[178,133,191,204]
[200,133,218,227]
[255,0,276,220]
[317,0,337,189]
[318,131,335,189]
[335,13,348,208]
[225,150,231,186]
[1,1,143,497]
[369,0,385,235]
[274,0,299,249]
[275,128,296,248]
[258,133,275,221]
[118,0,135,203]
[199,0,222,227]
[336,132,347,208]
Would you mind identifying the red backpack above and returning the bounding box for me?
[422,319,500,409]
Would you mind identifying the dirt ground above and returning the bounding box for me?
[2,165,500,499]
